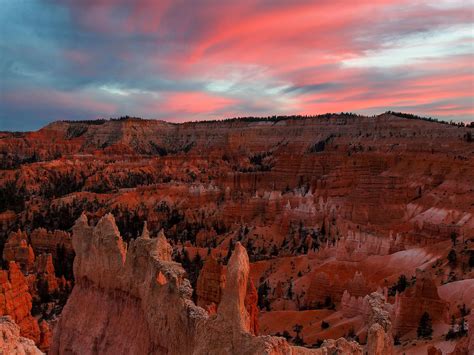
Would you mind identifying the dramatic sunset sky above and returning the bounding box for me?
[1,0,473,130]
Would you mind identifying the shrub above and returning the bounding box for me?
[417,312,433,338]
[448,249,457,266]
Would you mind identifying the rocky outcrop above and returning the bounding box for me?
[38,320,51,353]
[155,228,173,262]
[30,228,73,257]
[52,214,364,354]
[0,262,40,343]
[392,269,448,336]
[305,272,331,306]
[3,230,35,273]
[305,270,372,308]
[35,254,59,294]
[364,292,394,355]
[196,256,226,312]
[245,278,259,335]
[52,213,198,354]
[0,240,56,351]
[196,255,259,334]
[345,271,371,298]
[339,290,395,355]
[0,316,43,355]
[335,231,392,261]
[341,290,366,319]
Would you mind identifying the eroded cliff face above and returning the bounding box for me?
[52,214,367,354]
[196,255,259,334]
[52,213,201,354]
[51,214,237,353]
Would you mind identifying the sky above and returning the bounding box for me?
[0,0,473,131]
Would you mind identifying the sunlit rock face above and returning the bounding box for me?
[0,231,61,352]
[0,262,40,344]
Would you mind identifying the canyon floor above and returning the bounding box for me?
[0,113,473,354]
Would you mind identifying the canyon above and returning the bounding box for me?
[0,113,473,354]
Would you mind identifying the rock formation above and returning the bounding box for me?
[30,228,73,258]
[3,230,35,273]
[341,290,365,319]
[0,235,58,352]
[52,214,365,354]
[196,255,259,334]
[339,290,395,355]
[245,278,259,335]
[52,213,197,354]
[0,262,40,343]
[392,269,448,336]
[155,228,173,262]
[35,254,59,294]
[305,272,331,306]
[0,316,43,355]
[38,320,51,353]
[196,255,226,312]
[364,292,394,355]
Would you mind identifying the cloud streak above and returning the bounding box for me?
[0,0,472,130]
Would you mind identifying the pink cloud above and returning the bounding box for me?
[7,0,472,129]
[160,92,236,115]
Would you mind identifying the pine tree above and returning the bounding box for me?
[469,251,474,268]
[450,232,457,247]
[287,281,294,299]
[417,312,433,338]
[225,239,234,263]
[293,324,304,345]
[448,249,457,266]
[398,274,408,292]
[257,281,270,310]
